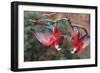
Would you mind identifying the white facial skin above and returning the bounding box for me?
[55,45,62,51]
[71,48,77,54]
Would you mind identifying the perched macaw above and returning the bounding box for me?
[32,22,62,51]
[71,32,90,54]
[39,25,62,51]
